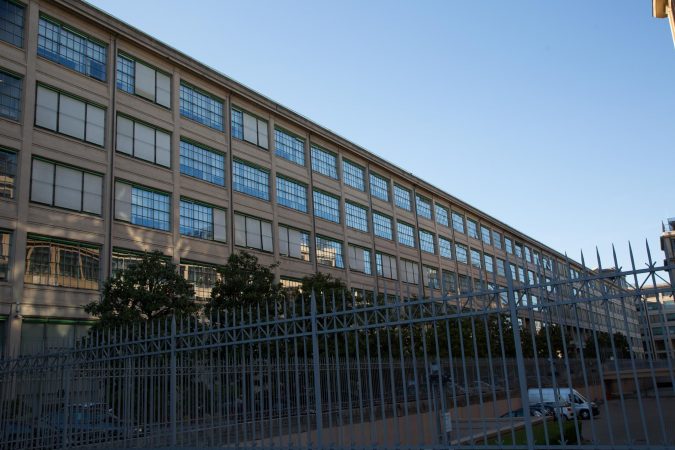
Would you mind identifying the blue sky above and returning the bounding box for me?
[89,0,674,276]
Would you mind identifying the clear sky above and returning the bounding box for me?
[88,0,673,277]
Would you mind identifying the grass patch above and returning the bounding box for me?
[487,419,582,445]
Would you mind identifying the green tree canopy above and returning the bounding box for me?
[84,251,197,331]
[206,251,282,313]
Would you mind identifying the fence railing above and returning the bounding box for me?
[1,245,675,449]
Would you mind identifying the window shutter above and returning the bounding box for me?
[234,214,246,247]
[243,112,257,144]
[213,208,226,242]
[85,105,105,146]
[156,72,171,107]
[289,229,302,259]
[114,181,132,221]
[135,62,156,101]
[35,86,58,131]
[54,165,83,211]
[116,116,134,154]
[134,122,155,162]
[245,217,261,249]
[261,221,273,252]
[31,159,54,204]
[257,119,268,149]
[58,95,86,140]
[155,129,171,167]
[82,173,102,215]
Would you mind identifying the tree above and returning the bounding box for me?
[84,251,197,331]
[300,272,347,296]
[206,251,282,313]
[535,324,566,358]
[583,331,630,360]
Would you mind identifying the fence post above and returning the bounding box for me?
[310,291,323,446]
[505,256,535,450]
[170,316,177,447]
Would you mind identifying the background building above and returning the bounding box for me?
[0,0,642,357]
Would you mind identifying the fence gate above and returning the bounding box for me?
[1,243,674,449]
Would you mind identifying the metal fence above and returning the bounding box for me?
[1,244,674,449]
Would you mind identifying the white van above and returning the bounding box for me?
[528,387,598,420]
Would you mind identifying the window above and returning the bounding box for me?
[116,53,170,107]
[505,237,513,254]
[0,0,24,47]
[496,258,505,277]
[279,225,310,261]
[442,270,457,294]
[276,176,307,212]
[179,139,225,186]
[401,259,419,284]
[435,204,449,227]
[0,230,10,281]
[397,221,415,247]
[316,235,344,268]
[179,261,219,302]
[310,145,337,179]
[24,235,100,289]
[419,229,435,254]
[31,159,102,215]
[20,321,91,355]
[232,160,269,200]
[345,201,368,232]
[439,236,452,260]
[275,127,305,165]
[416,195,432,219]
[116,115,170,166]
[452,212,465,234]
[467,219,479,239]
[114,181,170,231]
[470,249,482,268]
[36,85,105,146]
[527,269,535,285]
[111,249,146,278]
[234,213,273,252]
[524,246,532,263]
[481,226,491,246]
[280,277,302,291]
[459,274,471,293]
[37,16,106,81]
[376,252,397,280]
[0,148,16,199]
[456,243,468,264]
[372,211,393,240]
[492,230,502,249]
[231,107,269,149]
[484,253,494,273]
[179,82,223,130]
[313,190,340,223]
[179,199,226,242]
[533,251,540,266]
[0,70,21,121]
[515,243,523,259]
[423,266,440,289]
[393,184,411,210]
[369,172,389,202]
[518,266,526,283]
[348,245,371,275]
[343,159,365,191]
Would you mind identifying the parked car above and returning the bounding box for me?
[500,406,545,418]
[528,387,597,420]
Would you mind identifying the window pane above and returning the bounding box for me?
[276,176,308,212]
[313,190,340,223]
[316,236,343,268]
[416,195,432,219]
[345,201,368,232]
[394,184,411,211]
[38,17,107,81]
[435,204,449,226]
[369,173,389,201]
[130,186,170,231]
[231,108,243,140]
[275,128,305,165]
[467,219,479,239]
[372,212,393,240]
[25,236,99,289]
[0,70,21,121]
[0,149,16,199]
[452,212,465,234]
[419,229,435,254]
[0,0,24,47]
[179,139,225,185]
[0,230,11,281]
[397,222,415,247]
[343,160,364,191]
[439,237,452,260]
[232,160,269,200]
[179,82,223,130]
[180,199,214,240]
[311,145,338,179]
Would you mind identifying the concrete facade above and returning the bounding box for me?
[0,0,642,357]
